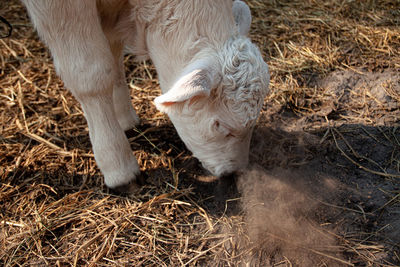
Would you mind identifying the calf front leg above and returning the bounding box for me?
[23,1,140,188]
[77,85,140,188]
[64,55,140,189]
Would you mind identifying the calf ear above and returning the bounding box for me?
[154,61,218,113]
[233,0,252,36]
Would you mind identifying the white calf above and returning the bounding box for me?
[22,0,270,188]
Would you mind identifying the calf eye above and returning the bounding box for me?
[226,133,236,138]
[213,119,234,137]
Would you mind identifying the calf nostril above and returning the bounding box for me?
[217,171,238,191]
[219,171,238,181]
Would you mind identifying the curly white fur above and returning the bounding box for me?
[216,35,270,127]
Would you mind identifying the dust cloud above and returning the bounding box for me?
[219,166,347,266]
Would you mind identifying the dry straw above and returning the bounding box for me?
[1,0,399,266]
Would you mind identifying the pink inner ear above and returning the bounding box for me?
[161,102,176,107]
[160,95,206,108]
[188,95,206,106]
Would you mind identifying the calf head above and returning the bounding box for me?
[155,51,269,176]
[154,0,269,177]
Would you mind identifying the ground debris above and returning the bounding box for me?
[1,0,399,266]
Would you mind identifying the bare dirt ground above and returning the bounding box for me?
[1,0,399,266]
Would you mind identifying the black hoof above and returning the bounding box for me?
[109,172,148,194]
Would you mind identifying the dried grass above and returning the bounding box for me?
[1,0,399,266]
